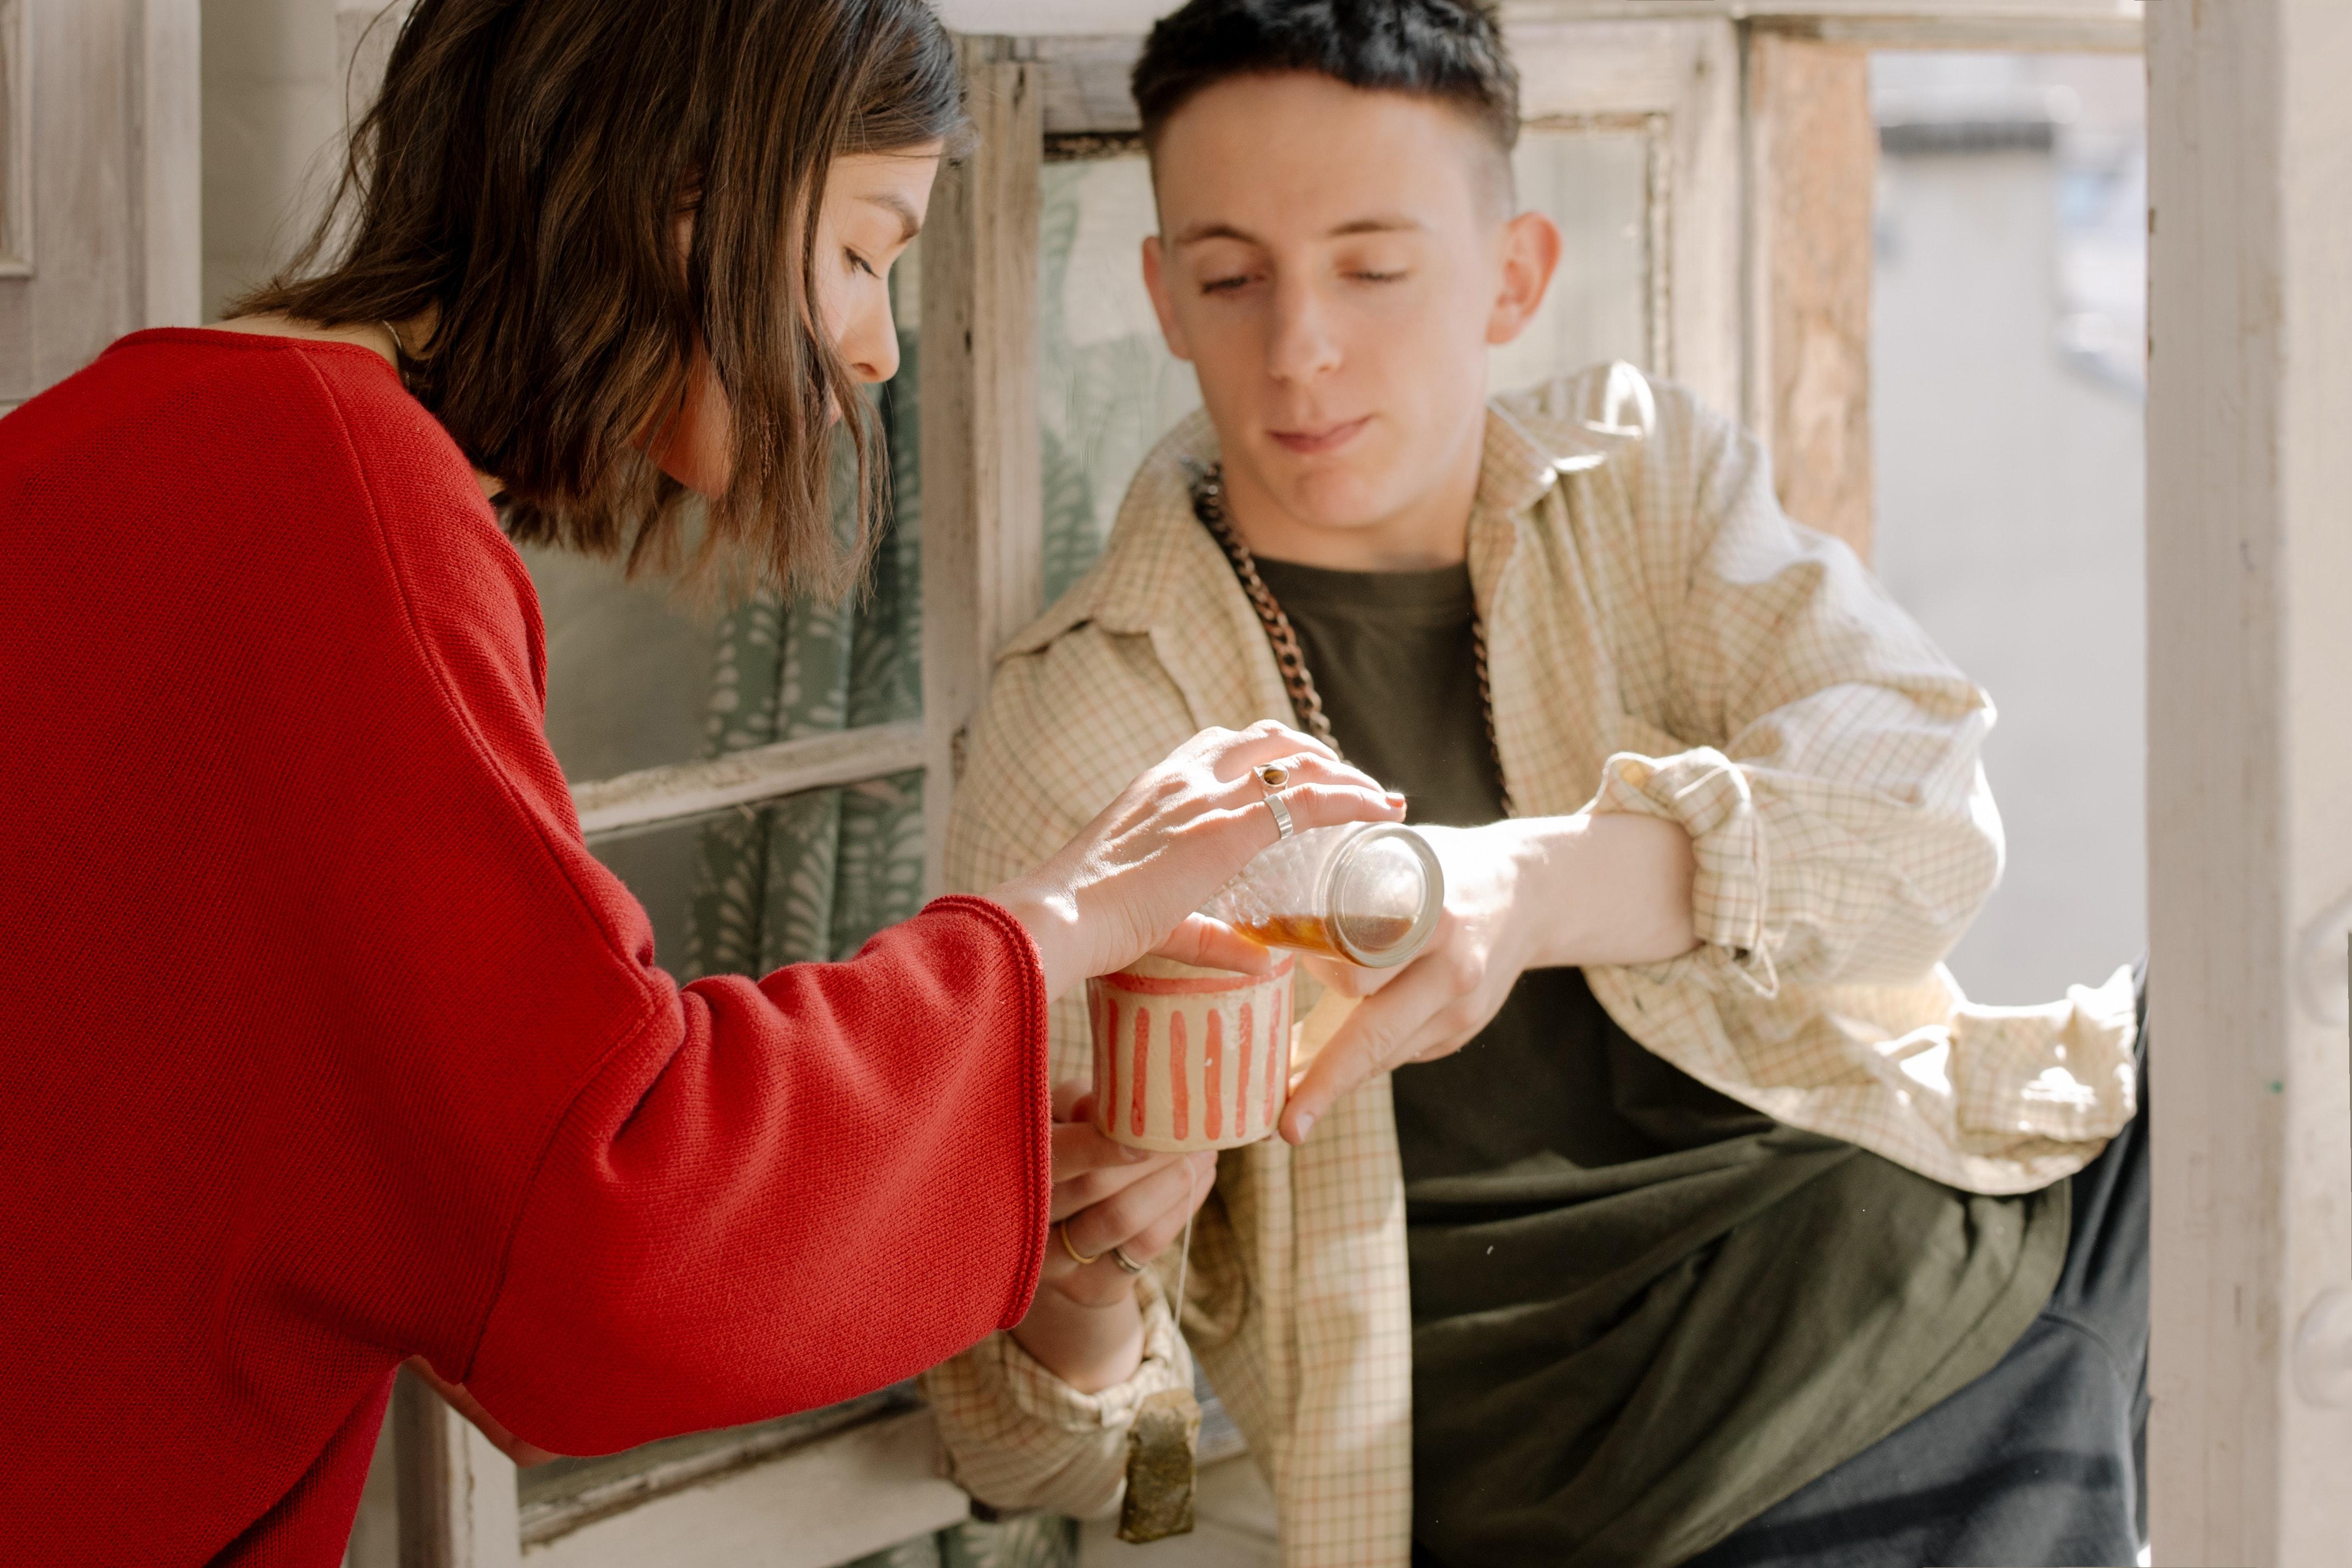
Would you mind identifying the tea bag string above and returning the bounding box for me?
[1185,460,1513,816]
[1173,1210,1192,1336]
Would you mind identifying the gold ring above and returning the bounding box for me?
[1110,1247,1147,1275]
[1059,1222,1102,1267]
[1255,762,1291,791]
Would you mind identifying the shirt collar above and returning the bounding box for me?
[1006,395,1618,658]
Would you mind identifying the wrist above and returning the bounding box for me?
[1516,811,1698,968]
[1497,816,1586,970]
[987,877,1084,1000]
[1010,1281,1146,1394]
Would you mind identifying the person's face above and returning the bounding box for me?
[658,147,942,497]
[1142,75,1558,542]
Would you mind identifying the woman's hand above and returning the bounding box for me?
[1009,1083,1217,1394]
[1277,814,1699,1143]
[990,721,1404,1000]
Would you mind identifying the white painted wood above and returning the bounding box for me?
[0,0,204,400]
[2145,0,2352,1563]
[523,1410,968,1568]
[1511,19,1743,417]
[141,0,201,327]
[920,35,1043,896]
[396,1372,524,1568]
[570,720,925,842]
[0,0,30,277]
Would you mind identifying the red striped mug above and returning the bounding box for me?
[1087,955,1297,1152]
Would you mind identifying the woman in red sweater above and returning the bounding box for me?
[0,2,1398,1562]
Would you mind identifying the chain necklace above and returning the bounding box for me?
[1185,461,1514,817]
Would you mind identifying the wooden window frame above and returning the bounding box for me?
[0,0,31,280]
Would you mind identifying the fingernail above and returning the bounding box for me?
[1292,1112,1316,1141]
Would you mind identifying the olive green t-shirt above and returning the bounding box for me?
[1250,554,2068,1568]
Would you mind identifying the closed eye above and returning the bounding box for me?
[846,249,878,278]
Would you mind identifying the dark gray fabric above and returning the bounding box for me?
[1683,967,2150,1568]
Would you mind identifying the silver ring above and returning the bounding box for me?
[1109,1246,1147,1275]
[1265,793,1296,841]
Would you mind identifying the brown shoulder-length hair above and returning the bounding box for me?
[240,0,967,601]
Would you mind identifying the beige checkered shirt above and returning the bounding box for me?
[920,364,2139,1567]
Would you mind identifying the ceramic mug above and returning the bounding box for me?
[1087,954,1296,1153]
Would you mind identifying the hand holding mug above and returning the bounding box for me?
[1009,1082,1217,1395]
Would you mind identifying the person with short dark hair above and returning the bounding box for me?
[0,3,1407,1562]
[923,4,2149,1565]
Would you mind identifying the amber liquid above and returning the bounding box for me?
[1234,912,1415,961]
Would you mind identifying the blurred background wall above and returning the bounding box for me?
[1869,51,2147,1004]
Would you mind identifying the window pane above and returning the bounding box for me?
[517,1388,917,1548]
[1040,150,1201,603]
[1489,122,1655,392]
[1869,51,2146,1003]
[523,541,716,785]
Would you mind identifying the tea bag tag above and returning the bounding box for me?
[1118,1385,1201,1543]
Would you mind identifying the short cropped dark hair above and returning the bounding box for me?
[1131,0,1519,162]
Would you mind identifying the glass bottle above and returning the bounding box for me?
[1200,822,1444,969]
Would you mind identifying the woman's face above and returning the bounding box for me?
[658,146,944,497]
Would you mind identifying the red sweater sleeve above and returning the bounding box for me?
[297,344,1055,1452]
[466,901,1050,1451]
[0,329,1049,1523]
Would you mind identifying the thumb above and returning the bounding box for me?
[1277,966,1443,1144]
[1149,912,1276,975]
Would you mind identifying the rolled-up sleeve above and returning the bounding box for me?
[1589,393,2003,996]
[920,1271,1194,1519]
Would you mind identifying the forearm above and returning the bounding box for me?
[1508,812,1698,969]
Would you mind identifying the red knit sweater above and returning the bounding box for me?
[0,330,1051,1565]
